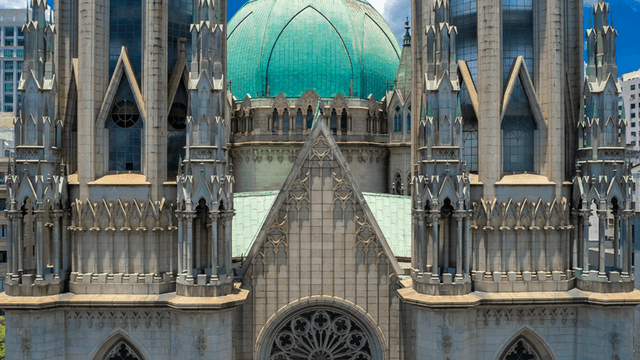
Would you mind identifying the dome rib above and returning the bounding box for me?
[264,5,354,97]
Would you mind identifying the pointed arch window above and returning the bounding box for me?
[167,102,187,173]
[500,337,541,360]
[605,119,616,146]
[108,100,142,172]
[340,110,348,133]
[330,109,338,134]
[502,77,535,173]
[463,119,478,172]
[306,106,313,129]
[392,172,404,195]
[296,108,303,134]
[283,109,290,134]
[440,116,451,145]
[104,340,143,360]
[394,106,402,132]
[407,105,411,131]
[272,109,279,134]
[199,118,210,145]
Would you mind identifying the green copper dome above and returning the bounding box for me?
[228,0,401,100]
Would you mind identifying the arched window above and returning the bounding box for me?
[167,102,187,173]
[199,118,209,145]
[463,119,478,172]
[306,106,313,129]
[330,109,338,134]
[605,119,616,146]
[500,337,541,360]
[104,340,143,360]
[108,100,142,172]
[394,106,402,132]
[296,108,303,133]
[502,77,535,173]
[340,110,348,133]
[283,109,290,134]
[272,109,279,134]
[440,116,451,145]
[392,173,403,195]
[407,105,411,131]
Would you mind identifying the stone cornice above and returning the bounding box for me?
[0,288,249,311]
[397,278,640,308]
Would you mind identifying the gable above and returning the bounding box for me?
[239,117,402,277]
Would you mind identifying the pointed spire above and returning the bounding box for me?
[403,17,411,47]
[311,100,323,128]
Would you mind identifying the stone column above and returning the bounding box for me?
[71,228,77,274]
[622,212,631,276]
[106,227,115,276]
[500,225,508,274]
[431,212,440,279]
[443,215,450,270]
[17,213,23,276]
[412,211,421,272]
[530,226,539,273]
[210,211,219,280]
[464,214,470,277]
[90,226,99,276]
[455,212,463,280]
[224,212,232,277]
[123,228,131,275]
[484,225,493,276]
[62,213,70,279]
[177,213,183,274]
[35,211,44,283]
[571,210,579,270]
[53,211,62,280]
[582,210,590,272]
[6,213,12,278]
[515,226,525,273]
[598,211,607,276]
[614,212,620,268]
[77,229,85,276]
[627,211,633,276]
[186,212,195,282]
[167,226,176,275]
[139,227,148,276]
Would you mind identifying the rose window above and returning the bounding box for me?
[268,309,374,360]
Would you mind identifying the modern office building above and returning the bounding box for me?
[0,9,25,114]
[0,0,637,359]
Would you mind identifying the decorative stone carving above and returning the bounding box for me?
[267,309,373,360]
[197,329,207,358]
[105,341,142,360]
[501,337,540,360]
[65,311,172,329]
[21,329,31,357]
[475,308,577,327]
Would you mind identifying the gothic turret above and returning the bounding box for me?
[6,0,67,295]
[176,0,234,296]
[573,0,634,292]
[412,0,471,295]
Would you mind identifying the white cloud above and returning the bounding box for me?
[368,0,412,46]
[0,0,27,9]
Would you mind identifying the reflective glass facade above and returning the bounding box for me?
[109,0,142,80]
[168,0,193,72]
[502,77,535,172]
[451,0,478,82]
[502,0,534,83]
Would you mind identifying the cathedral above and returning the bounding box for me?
[0,0,638,359]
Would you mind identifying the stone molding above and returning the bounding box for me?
[65,310,172,329]
[475,307,577,327]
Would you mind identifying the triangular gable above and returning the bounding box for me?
[167,54,189,111]
[96,47,146,128]
[239,116,403,277]
[501,56,545,129]
[458,60,479,116]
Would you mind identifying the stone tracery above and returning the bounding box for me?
[268,309,374,360]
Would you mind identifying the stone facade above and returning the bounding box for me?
[0,0,639,359]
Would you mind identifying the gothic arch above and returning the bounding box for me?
[495,328,556,360]
[90,331,149,360]
[255,297,387,360]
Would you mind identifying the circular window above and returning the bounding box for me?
[111,100,140,128]
[267,308,374,360]
[168,103,187,130]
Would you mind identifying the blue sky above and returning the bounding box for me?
[228,0,640,76]
[0,0,636,75]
